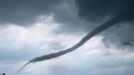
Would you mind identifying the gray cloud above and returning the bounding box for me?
[0,0,62,25]
[0,0,101,33]
[0,0,92,34]
[75,0,134,22]
[51,0,92,33]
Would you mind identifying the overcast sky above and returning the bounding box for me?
[0,0,134,75]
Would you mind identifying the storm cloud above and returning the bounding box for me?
[0,0,134,75]
[0,0,62,25]
[76,0,134,22]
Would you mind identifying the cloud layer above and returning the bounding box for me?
[0,0,134,75]
[0,0,62,25]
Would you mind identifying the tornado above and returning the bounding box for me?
[18,0,134,72]
[18,12,130,72]
[17,62,30,73]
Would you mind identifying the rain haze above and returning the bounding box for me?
[0,0,134,75]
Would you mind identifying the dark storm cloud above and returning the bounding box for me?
[51,0,92,33]
[0,0,62,25]
[75,0,134,22]
[0,0,99,32]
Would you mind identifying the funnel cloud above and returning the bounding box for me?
[18,13,132,71]
[18,0,134,72]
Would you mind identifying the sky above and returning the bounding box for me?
[0,0,134,75]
